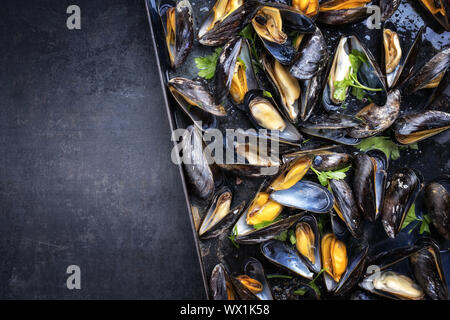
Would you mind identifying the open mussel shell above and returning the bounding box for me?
[409,238,449,300]
[381,168,423,239]
[168,77,226,130]
[290,27,328,80]
[318,0,372,25]
[348,89,401,139]
[418,0,450,31]
[270,180,335,213]
[300,114,362,145]
[383,25,424,90]
[218,131,282,177]
[261,240,315,280]
[231,258,274,300]
[180,125,216,200]
[159,0,194,69]
[198,0,259,46]
[353,151,387,222]
[243,89,304,145]
[215,38,258,105]
[329,179,363,239]
[359,270,425,300]
[210,264,237,300]
[262,53,302,123]
[199,187,246,239]
[252,3,315,65]
[322,235,369,295]
[294,214,322,273]
[424,181,450,240]
[406,47,450,93]
[323,35,387,112]
[393,111,450,145]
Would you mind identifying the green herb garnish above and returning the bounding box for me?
[228,225,240,249]
[195,48,223,80]
[355,136,419,160]
[253,216,283,230]
[266,274,293,280]
[333,50,382,102]
[401,203,431,235]
[239,24,263,71]
[311,166,351,187]
[294,269,326,297]
[274,230,288,241]
[263,90,273,98]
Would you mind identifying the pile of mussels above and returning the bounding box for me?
[157,0,450,300]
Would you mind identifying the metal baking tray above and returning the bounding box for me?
[145,0,450,299]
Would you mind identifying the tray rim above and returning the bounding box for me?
[144,0,210,299]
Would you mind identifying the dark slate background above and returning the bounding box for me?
[0,0,206,299]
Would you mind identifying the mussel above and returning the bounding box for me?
[312,152,353,171]
[329,179,363,239]
[243,90,304,145]
[198,0,259,46]
[168,77,227,128]
[291,0,320,18]
[252,4,315,65]
[270,155,312,191]
[210,264,237,300]
[262,53,302,123]
[318,0,372,25]
[270,180,335,213]
[424,182,450,240]
[380,0,401,22]
[179,125,216,200]
[409,239,449,300]
[159,0,194,68]
[215,38,258,104]
[348,89,401,139]
[353,151,388,222]
[381,168,423,238]
[360,270,425,300]
[322,35,387,111]
[232,258,274,300]
[418,0,450,31]
[393,111,450,145]
[300,114,362,145]
[406,47,450,93]
[294,214,322,273]
[321,233,348,283]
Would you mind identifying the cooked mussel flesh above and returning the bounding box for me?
[321,233,348,282]
[270,156,312,191]
[292,0,320,18]
[198,187,233,237]
[418,0,450,31]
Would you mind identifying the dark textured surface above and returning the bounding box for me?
[0,0,205,299]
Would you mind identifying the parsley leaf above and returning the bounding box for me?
[311,166,351,187]
[239,24,263,71]
[274,230,288,241]
[228,225,240,249]
[195,48,223,80]
[294,269,325,297]
[289,229,296,245]
[401,203,431,235]
[263,90,273,98]
[355,136,419,160]
[333,50,382,102]
[266,274,293,280]
[253,216,282,230]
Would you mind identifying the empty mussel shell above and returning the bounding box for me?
[261,239,315,280]
[270,180,335,213]
[381,168,423,238]
[393,110,450,145]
